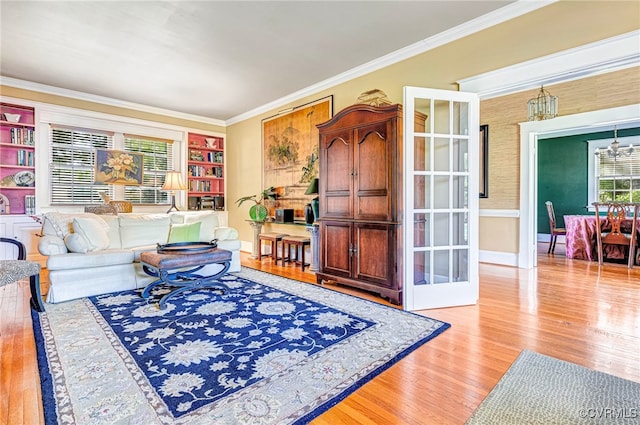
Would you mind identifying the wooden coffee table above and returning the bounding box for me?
[140,243,232,309]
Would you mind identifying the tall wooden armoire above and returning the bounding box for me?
[316,104,425,304]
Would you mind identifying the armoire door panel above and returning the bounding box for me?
[320,221,352,279]
[355,122,388,192]
[354,224,392,287]
[321,130,352,219]
[354,121,392,221]
[325,195,351,218]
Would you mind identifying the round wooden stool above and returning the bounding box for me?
[282,235,311,270]
[258,233,289,265]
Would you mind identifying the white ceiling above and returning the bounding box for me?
[1,1,522,122]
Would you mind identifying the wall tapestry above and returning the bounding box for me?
[262,95,332,218]
[94,149,143,186]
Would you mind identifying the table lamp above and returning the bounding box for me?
[162,171,186,213]
[305,178,319,224]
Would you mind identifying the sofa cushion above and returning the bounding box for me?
[168,222,201,243]
[46,249,134,270]
[72,216,110,251]
[101,215,122,249]
[118,214,171,248]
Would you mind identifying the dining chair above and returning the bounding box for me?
[545,201,567,254]
[593,202,639,268]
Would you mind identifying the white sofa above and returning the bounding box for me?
[38,210,241,304]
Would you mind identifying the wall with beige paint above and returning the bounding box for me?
[0,85,226,133]
[226,1,640,254]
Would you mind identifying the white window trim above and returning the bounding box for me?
[586,135,640,212]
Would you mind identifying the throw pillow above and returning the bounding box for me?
[183,212,219,242]
[72,216,111,251]
[64,233,90,253]
[167,222,202,244]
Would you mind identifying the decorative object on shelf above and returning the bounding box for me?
[527,85,558,121]
[595,126,634,159]
[94,149,143,185]
[305,177,319,224]
[479,125,489,198]
[236,187,277,222]
[14,170,35,187]
[1,174,18,187]
[0,193,10,214]
[190,150,205,161]
[3,113,21,122]
[24,195,36,215]
[205,138,217,148]
[161,171,186,213]
[356,89,392,106]
[263,96,332,218]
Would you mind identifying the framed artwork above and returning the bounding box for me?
[262,95,332,217]
[479,124,489,198]
[94,149,143,186]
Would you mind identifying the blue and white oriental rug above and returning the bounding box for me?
[32,268,450,424]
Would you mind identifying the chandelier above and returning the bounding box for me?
[595,127,634,159]
[527,85,558,121]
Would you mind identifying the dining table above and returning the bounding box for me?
[563,215,639,265]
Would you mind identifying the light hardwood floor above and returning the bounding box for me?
[1,244,639,424]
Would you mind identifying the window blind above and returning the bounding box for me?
[49,126,114,205]
[123,135,172,204]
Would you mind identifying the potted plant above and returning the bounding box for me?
[235,187,277,222]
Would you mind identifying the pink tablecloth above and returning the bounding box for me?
[563,215,638,264]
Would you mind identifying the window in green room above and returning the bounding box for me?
[588,136,640,206]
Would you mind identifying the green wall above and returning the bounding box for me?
[538,127,640,233]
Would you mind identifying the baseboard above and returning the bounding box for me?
[479,250,519,267]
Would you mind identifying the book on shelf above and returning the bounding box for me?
[25,195,36,215]
[9,128,34,145]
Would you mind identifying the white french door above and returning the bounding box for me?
[403,87,479,311]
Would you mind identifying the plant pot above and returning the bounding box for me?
[249,204,268,222]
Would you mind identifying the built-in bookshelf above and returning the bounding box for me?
[0,102,36,215]
[187,132,225,210]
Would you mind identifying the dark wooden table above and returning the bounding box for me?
[140,246,231,309]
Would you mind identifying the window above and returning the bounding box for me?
[50,126,115,205]
[588,135,640,207]
[50,126,175,206]
[123,135,173,204]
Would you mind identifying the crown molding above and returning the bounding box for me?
[0,76,226,127]
[458,30,640,98]
[226,0,555,125]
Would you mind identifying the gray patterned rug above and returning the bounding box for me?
[466,350,640,424]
